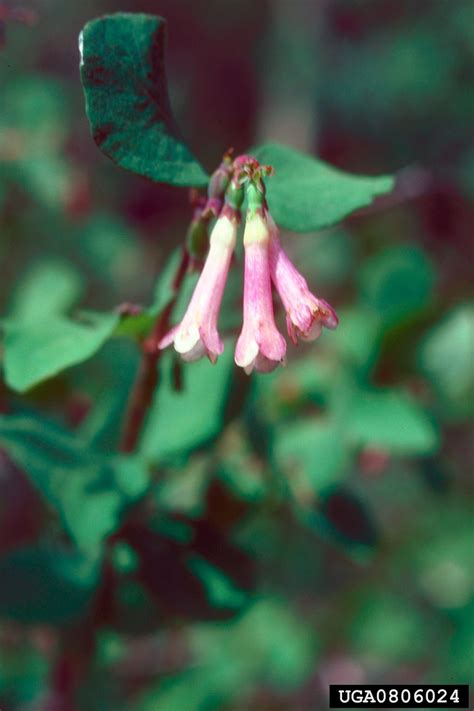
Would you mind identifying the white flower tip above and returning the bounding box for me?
[158,326,179,350]
[179,340,207,362]
[235,337,259,371]
[174,324,201,354]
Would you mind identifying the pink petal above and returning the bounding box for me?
[159,214,236,363]
[268,217,338,343]
[158,324,180,350]
[235,214,286,374]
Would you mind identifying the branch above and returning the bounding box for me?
[119,248,189,453]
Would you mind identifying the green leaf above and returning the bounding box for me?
[359,244,435,324]
[329,306,382,369]
[346,388,438,455]
[274,418,349,496]
[8,260,83,320]
[141,347,234,462]
[3,310,119,392]
[419,305,474,419]
[78,340,139,450]
[113,249,190,341]
[252,143,394,232]
[0,415,149,550]
[0,545,100,624]
[80,13,208,187]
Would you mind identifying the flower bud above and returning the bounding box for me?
[186,216,209,263]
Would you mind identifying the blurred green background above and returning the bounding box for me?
[0,0,473,709]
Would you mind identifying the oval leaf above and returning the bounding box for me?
[141,347,234,462]
[252,142,394,231]
[80,13,208,187]
[347,389,439,455]
[3,311,119,392]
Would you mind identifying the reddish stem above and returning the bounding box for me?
[119,248,189,453]
[119,149,240,454]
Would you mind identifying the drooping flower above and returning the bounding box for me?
[235,198,287,374]
[160,153,338,374]
[267,213,338,344]
[159,207,238,363]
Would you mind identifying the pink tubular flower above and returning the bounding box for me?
[267,214,338,344]
[159,209,237,363]
[235,210,287,374]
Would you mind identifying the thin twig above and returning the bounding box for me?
[119,248,189,453]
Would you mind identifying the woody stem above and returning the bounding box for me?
[119,248,189,453]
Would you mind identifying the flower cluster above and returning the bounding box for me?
[159,155,338,373]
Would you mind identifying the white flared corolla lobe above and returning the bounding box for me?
[235,210,287,374]
[267,214,338,344]
[159,211,237,363]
